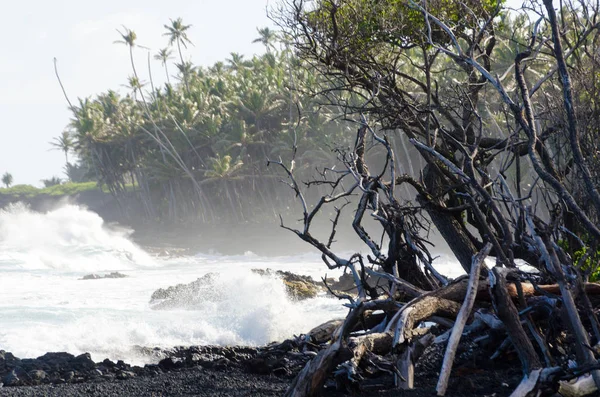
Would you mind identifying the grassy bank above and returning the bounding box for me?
[0,182,104,199]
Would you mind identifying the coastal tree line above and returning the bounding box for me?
[54,20,358,224]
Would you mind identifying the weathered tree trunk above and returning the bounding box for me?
[420,165,483,275]
[436,243,491,395]
[490,267,542,374]
[285,339,343,397]
[285,300,385,397]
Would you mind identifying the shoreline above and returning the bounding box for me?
[0,196,515,396]
[0,353,292,397]
[0,339,520,397]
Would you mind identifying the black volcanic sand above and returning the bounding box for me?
[0,341,521,397]
[0,366,517,397]
[0,366,289,397]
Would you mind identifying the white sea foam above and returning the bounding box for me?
[0,204,462,366]
[0,203,154,271]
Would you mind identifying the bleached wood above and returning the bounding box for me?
[559,375,599,397]
[436,243,491,395]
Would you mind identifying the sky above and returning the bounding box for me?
[0,0,274,186]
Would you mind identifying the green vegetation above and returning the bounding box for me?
[49,130,73,169]
[0,182,100,199]
[41,176,62,187]
[559,239,600,282]
[574,246,600,282]
[56,19,352,224]
[1,172,13,188]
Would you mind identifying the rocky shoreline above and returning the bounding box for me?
[0,269,340,395]
[0,344,291,388]
[148,268,365,310]
[0,354,291,397]
[0,338,325,396]
[0,262,521,396]
[0,329,522,396]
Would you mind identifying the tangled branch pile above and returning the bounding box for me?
[267,0,600,395]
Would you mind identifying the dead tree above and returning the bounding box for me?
[270,0,600,395]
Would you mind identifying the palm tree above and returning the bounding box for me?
[64,25,352,223]
[154,48,173,85]
[2,172,13,188]
[226,52,249,72]
[204,154,245,221]
[41,176,62,187]
[163,18,193,91]
[114,27,152,106]
[252,27,277,52]
[115,27,139,76]
[124,75,146,100]
[175,61,196,85]
[50,130,73,167]
[204,154,244,179]
[210,61,226,78]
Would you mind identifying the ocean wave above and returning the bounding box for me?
[0,203,155,272]
[0,269,344,365]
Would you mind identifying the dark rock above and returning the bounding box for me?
[245,356,277,375]
[187,353,203,364]
[102,358,116,368]
[116,370,136,380]
[150,269,324,310]
[133,346,170,363]
[326,272,386,297]
[213,358,231,371]
[80,272,128,280]
[35,352,75,372]
[158,357,184,370]
[3,366,30,386]
[328,272,356,292]
[0,350,21,370]
[28,369,47,384]
[73,353,95,371]
[2,369,21,386]
[149,273,224,310]
[81,274,101,280]
[198,360,214,369]
[0,344,276,388]
[251,269,321,300]
[63,371,75,382]
[307,318,344,344]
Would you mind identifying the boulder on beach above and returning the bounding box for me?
[80,272,129,280]
[250,269,321,300]
[149,272,225,310]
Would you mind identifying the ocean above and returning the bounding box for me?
[0,203,463,366]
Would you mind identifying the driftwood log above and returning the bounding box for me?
[436,242,491,395]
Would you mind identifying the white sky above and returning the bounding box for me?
[0,0,526,186]
[0,0,274,186]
